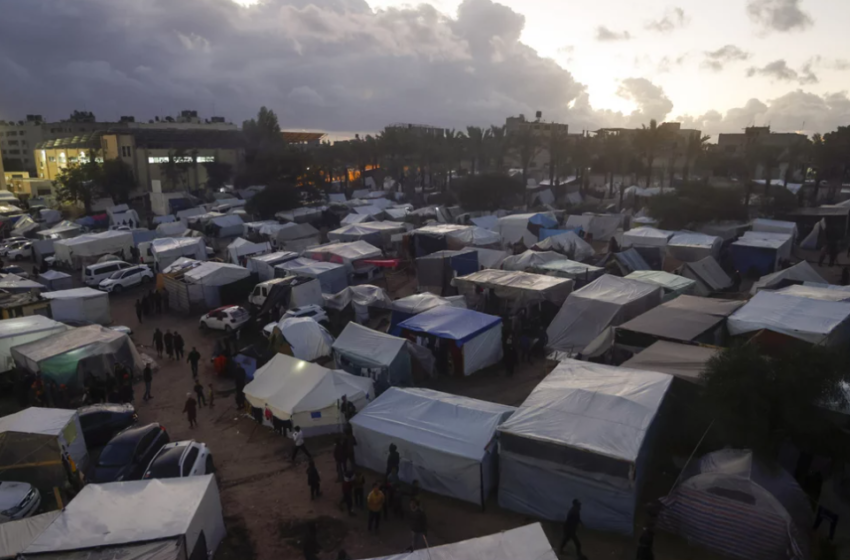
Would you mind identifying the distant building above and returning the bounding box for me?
[36,128,245,194]
[281,131,326,148]
[595,122,703,183]
[0,111,236,176]
[716,126,808,181]
[504,114,579,178]
[385,122,446,137]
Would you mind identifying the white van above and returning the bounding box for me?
[83,261,134,286]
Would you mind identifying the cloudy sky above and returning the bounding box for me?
[0,0,848,139]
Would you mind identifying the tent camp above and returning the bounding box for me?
[277,257,348,293]
[302,241,382,272]
[207,214,244,238]
[625,270,696,301]
[23,475,226,560]
[351,387,515,505]
[53,231,134,269]
[276,206,325,223]
[678,257,733,296]
[657,449,812,560]
[155,221,187,238]
[227,237,270,265]
[0,407,88,494]
[169,262,253,310]
[565,213,623,241]
[411,224,474,257]
[0,275,44,293]
[531,230,595,261]
[397,306,502,376]
[36,270,73,291]
[728,291,850,345]
[183,262,250,286]
[150,237,207,270]
[247,251,299,281]
[388,293,465,335]
[452,269,573,313]
[333,323,412,393]
[35,221,82,241]
[446,226,502,248]
[243,354,374,436]
[621,340,718,383]
[750,261,826,294]
[11,325,143,389]
[0,512,61,560]
[546,275,663,355]
[498,359,672,534]
[622,227,674,248]
[496,212,557,247]
[43,287,111,325]
[666,233,722,262]
[269,317,334,362]
[534,259,605,286]
[752,217,798,240]
[272,223,321,252]
[0,316,68,372]
[501,250,565,272]
[731,232,793,276]
[328,221,406,249]
[775,284,850,302]
[416,249,479,296]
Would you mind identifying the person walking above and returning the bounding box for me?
[291,426,312,462]
[307,460,321,500]
[183,393,198,428]
[187,347,201,377]
[340,471,355,515]
[353,470,366,510]
[152,328,164,358]
[164,330,174,360]
[386,443,400,476]
[503,337,517,377]
[135,299,143,323]
[409,499,428,551]
[173,332,185,360]
[194,379,206,407]
[367,483,385,534]
[559,499,584,558]
[208,383,215,407]
[142,364,153,401]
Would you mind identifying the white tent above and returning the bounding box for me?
[446,226,502,248]
[155,221,188,238]
[183,262,250,287]
[272,317,334,362]
[473,247,510,269]
[53,231,134,267]
[302,241,382,272]
[498,359,672,534]
[565,213,623,241]
[776,284,850,302]
[24,476,226,560]
[150,237,207,270]
[741,230,793,259]
[622,227,674,248]
[341,213,372,225]
[501,250,565,271]
[0,512,61,560]
[351,387,515,505]
[750,261,826,294]
[496,212,556,247]
[43,287,111,325]
[666,232,722,262]
[208,214,244,237]
[332,323,412,392]
[728,291,850,345]
[227,237,271,265]
[752,218,798,240]
[243,354,374,436]
[247,251,299,281]
[0,316,68,372]
[626,270,696,301]
[531,231,595,260]
[546,275,663,354]
[452,269,574,311]
[277,257,348,293]
[36,270,73,291]
[621,340,718,383]
[273,222,322,252]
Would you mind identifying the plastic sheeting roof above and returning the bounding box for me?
[499,359,672,462]
[447,226,502,247]
[750,261,826,294]
[668,232,722,249]
[42,287,105,300]
[470,215,498,230]
[275,317,334,362]
[626,270,696,292]
[0,407,77,436]
[151,237,205,257]
[753,218,798,238]
[0,512,61,559]
[397,306,501,343]
[454,269,571,293]
[323,285,391,310]
[776,284,850,302]
[0,274,44,290]
[333,323,407,367]
[0,315,66,340]
[619,301,730,342]
[414,224,470,237]
[210,214,244,228]
[352,388,515,462]
[10,325,126,365]
[391,293,463,314]
[501,250,565,271]
[25,476,217,553]
[622,227,674,247]
[183,262,250,286]
[728,291,850,344]
[532,231,595,260]
[537,259,604,279]
[303,241,382,265]
[680,257,732,291]
[621,340,718,382]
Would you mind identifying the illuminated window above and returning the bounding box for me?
[95,157,104,163]
[48,156,56,163]
[69,157,78,164]
[58,152,67,166]
[40,150,46,161]
[173,156,193,163]
[197,156,215,163]
[148,156,170,164]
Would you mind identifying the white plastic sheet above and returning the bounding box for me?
[274,317,334,361]
[43,288,111,325]
[532,231,595,260]
[666,232,722,262]
[622,227,673,248]
[332,323,406,367]
[183,262,250,286]
[728,291,850,344]
[750,261,826,294]
[501,250,565,271]
[0,316,68,372]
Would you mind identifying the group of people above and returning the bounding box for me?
[134,289,169,323]
[151,328,187,361]
[83,362,136,405]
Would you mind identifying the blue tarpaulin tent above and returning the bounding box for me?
[730,237,785,276]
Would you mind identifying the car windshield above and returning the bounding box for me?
[98,443,135,467]
[230,308,249,320]
[109,269,126,279]
[146,446,185,478]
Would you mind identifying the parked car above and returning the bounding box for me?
[0,266,30,279]
[78,403,138,447]
[199,305,251,332]
[89,423,169,483]
[143,440,214,480]
[0,481,41,523]
[0,237,28,251]
[83,261,134,287]
[0,241,32,260]
[98,264,154,293]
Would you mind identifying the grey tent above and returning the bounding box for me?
[332,323,412,393]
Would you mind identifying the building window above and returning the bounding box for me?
[197,156,215,163]
[48,156,56,162]
[69,157,78,164]
[95,157,104,163]
[58,152,66,166]
[121,146,132,157]
[173,156,193,163]
[148,156,170,164]
[5,131,16,136]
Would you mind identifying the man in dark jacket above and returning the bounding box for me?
[386,443,400,476]
[142,364,153,401]
[164,330,174,359]
[173,332,185,360]
[187,347,201,377]
[152,328,164,358]
[559,499,583,557]
[333,439,346,482]
[408,499,428,551]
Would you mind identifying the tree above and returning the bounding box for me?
[756,145,783,197]
[700,343,849,458]
[203,161,233,191]
[101,159,136,203]
[244,180,301,219]
[466,126,488,176]
[456,173,523,212]
[67,110,95,122]
[548,125,570,187]
[486,124,508,172]
[510,127,541,184]
[243,106,283,156]
[54,162,100,214]
[633,119,668,189]
[598,133,630,199]
[782,137,811,189]
[159,149,193,191]
[648,183,747,230]
[682,133,711,183]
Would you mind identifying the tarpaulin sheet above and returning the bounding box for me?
[679,257,732,294]
[43,288,111,325]
[667,233,722,262]
[622,227,674,248]
[398,305,500,344]
[322,285,391,311]
[333,322,406,368]
[278,258,348,294]
[452,269,573,307]
[0,316,68,372]
[625,270,696,298]
[273,317,334,362]
[728,290,850,344]
[776,284,850,302]
[621,340,718,382]
[750,261,826,294]
[183,262,250,286]
[501,250,565,271]
[0,512,61,559]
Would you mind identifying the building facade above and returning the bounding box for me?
[504,114,576,178]
[716,126,808,181]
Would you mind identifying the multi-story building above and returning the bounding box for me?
[716,126,808,181]
[385,122,446,137]
[36,128,245,193]
[1,111,236,176]
[504,114,578,179]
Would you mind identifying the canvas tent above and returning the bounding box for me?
[277,257,348,293]
[728,290,850,345]
[666,233,722,262]
[565,213,623,241]
[657,449,812,560]
[625,270,696,301]
[23,475,226,560]
[267,223,319,252]
[53,231,134,268]
[389,293,465,336]
[0,316,68,372]
[546,275,663,354]
[678,257,732,296]
[498,359,672,534]
[328,221,406,249]
[0,512,61,560]
[622,227,674,248]
[12,325,143,390]
[270,317,334,362]
[0,407,88,494]
[446,225,502,248]
[302,241,382,272]
[36,221,82,241]
[150,237,207,270]
[752,217,798,240]
[416,249,479,296]
[501,250,564,272]
[531,231,594,261]
[621,340,718,383]
[397,306,502,376]
[207,214,244,237]
[333,323,412,393]
[750,261,826,294]
[0,275,44,293]
[775,284,850,302]
[36,270,73,291]
[155,221,187,238]
[247,251,298,281]
[243,354,374,436]
[496,212,557,247]
[411,224,473,257]
[351,387,515,505]
[226,237,270,265]
[183,262,250,286]
[534,259,605,286]
[730,234,792,277]
[43,287,111,325]
[452,269,573,313]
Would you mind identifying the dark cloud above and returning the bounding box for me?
[0,0,588,132]
[645,7,687,33]
[746,59,818,84]
[701,45,751,72]
[747,0,813,33]
[595,26,632,42]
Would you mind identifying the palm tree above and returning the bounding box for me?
[466,126,489,176]
[571,135,593,194]
[487,124,508,172]
[510,127,541,184]
[633,119,668,189]
[758,145,783,197]
[598,133,629,199]
[682,134,711,184]
[782,138,810,189]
